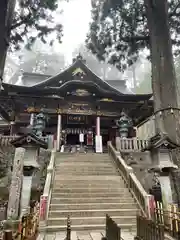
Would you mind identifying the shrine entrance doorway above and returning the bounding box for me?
[66,133,79,145]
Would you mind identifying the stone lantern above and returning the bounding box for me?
[143,133,178,206]
[116,111,132,138]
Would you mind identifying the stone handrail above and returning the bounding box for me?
[39,150,56,227]
[116,138,149,152]
[107,141,153,218]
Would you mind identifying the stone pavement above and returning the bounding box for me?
[38,230,135,240]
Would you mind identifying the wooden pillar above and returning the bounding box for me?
[95,116,103,153]
[96,116,100,136]
[56,114,62,151]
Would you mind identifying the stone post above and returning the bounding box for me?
[20,146,40,215]
[7,147,25,220]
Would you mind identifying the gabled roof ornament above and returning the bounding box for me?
[72,53,86,64]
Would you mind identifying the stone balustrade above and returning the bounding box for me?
[0,135,48,146]
[0,135,19,146]
[39,150,56,228]
[116,137,149,152]
[108,141,153,218]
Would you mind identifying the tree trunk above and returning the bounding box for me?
[144,0,180,145]
[0,0,16,88]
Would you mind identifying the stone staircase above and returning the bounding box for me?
[47,153,139,232]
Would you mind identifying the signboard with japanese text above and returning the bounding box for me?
[67,115,86,124]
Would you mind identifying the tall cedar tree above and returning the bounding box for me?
[0,0,62,85]
[87,0,180,145]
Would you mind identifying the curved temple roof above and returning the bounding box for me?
[2,56,152,102]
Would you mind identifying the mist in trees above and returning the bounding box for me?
[4,40,66,84]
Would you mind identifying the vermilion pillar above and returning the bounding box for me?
[56,114,62,151]
[96,116,100,136]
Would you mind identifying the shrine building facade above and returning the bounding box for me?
[0,55,153,151]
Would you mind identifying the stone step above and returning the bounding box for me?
[52,187,129,194]
[51,192,131,198]
[55,172,118,176]
[52,179,124,185]
[49,209,139,218]
[56,166,117,170]
[46,223,136,232]
[56,162,114,166]
[47,216,136,226]
[56,156,111,160]
[56,161,113,165]
[51,197,134,204]
[52,183,125,189]
[55,167,116,172]
[50,202,138,211]
[56,153,109,157]
[53,175,122,181]
[56,158,112,162]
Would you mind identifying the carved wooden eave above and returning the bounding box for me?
[10,133,48,149]
[142,133,180,151]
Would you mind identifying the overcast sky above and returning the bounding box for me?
[54,0,92,63]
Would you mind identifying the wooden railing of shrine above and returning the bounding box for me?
[0,201,39,240]
[153,201,180,240]
[107,141,153,217]
[117,138,149,152]
[135,215,165,240]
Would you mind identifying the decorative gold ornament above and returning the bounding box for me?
[56,109,62,114]
[27,107,35,113]
[72,68,86,76]
[100,98,114,102]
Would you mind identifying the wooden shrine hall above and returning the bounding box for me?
[0,55,153,151]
